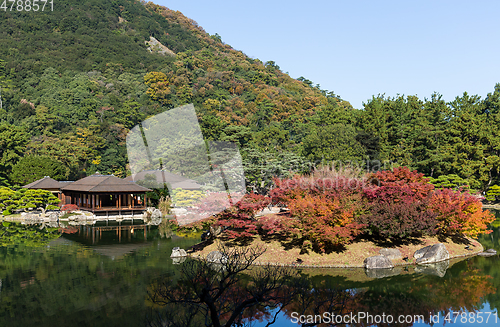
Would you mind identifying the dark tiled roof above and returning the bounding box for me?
[61,174,151,193]
[23,176,64,189]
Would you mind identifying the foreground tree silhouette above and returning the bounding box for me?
[146,245,348,327]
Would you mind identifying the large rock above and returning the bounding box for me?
[364,255,394,269]
[477,249,497,257]
[414,260,449,277]
[151,209,162,219]
[379,248,402,260]
[74,214,88,221]
[206,251,228,264]
[414,243,449,264]
[170,247,187,258]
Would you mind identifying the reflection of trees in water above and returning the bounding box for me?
[145,247,353,327]
[0,233,199,327]
[0,221,60,247]
[347,263,495,327]
[147,246,496,327]
[146,245,349,327]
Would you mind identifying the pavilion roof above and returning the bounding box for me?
[61,174,151,193]
[23,176,71,189]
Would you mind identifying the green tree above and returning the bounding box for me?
[0,59,13,115]
[242,148,310,194]
[482,83,500,187]
[0,123,30,186]
[428,174,471,191]
[301,123,366,164]
[10,155,68,186]
[485,185,500,203]
[0,187,60,215]
[438,93,488,190]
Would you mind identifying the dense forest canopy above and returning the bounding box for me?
[0,0,499,194]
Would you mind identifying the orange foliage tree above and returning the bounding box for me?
[269,175,368,251]
[429,188,495,237]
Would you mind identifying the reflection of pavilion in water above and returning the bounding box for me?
[74,220,152,246]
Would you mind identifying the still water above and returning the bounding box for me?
[0,216,499,327]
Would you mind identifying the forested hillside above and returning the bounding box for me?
[0,0,499,195]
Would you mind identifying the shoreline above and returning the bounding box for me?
[189,236,485,269]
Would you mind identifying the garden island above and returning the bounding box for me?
[168,166,494,270]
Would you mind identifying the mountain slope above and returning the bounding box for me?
[0,0,357,186]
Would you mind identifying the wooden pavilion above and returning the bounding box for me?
[60,174,151,216]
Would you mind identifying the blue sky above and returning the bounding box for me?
[154,0,500,109]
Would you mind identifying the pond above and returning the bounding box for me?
[0,215,499,327]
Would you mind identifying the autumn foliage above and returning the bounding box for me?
[362,167,494,239]
[207,167,494,248]
[269,175,368,251]
[61,204,79,213]
[360,167,439,238]
[428,188,495,238]
[214,193,270,239]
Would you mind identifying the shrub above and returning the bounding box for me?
[429,188,495,238]
[359,197,438,239]
[215,193,270,239]
[366,166,434,201]
[285,193,366,251]
[61,204,79,213]
[269,174,368,251]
